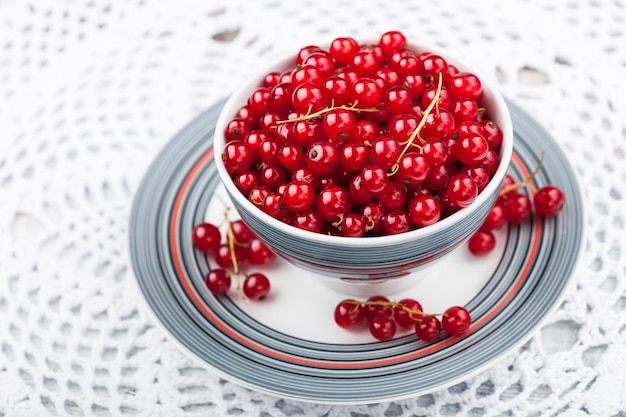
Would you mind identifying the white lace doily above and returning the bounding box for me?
[1,1,625,416]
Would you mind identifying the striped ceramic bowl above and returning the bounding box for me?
[213,40,513,286]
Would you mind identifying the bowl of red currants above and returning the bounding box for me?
[213,31,513,287]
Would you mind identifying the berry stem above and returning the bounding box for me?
[276,103,380,124]
[499,151,545,196]
[224,210,240,275]
[345,299,426,320]
[389,72,443,176]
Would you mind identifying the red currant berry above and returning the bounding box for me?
[270,83,291,114]
[360,202,386,234]
[230,219,254,245]
[383,209,412,235]
[422,86,453,112]
[415,315,442,342]
[303,51,335,79]
[205,269,231,295]
[441,306,471,335]
[291,167,321,190]
[503,193,532,223]
[449,73,482,101]
[262,71,281,89]
[364,295,392,320]
[243,130,269,158]
[369,315,397,341]
[480,120,503,150]
[452,98,479,122]
[322,75,351,106]
[292,119,324,148]
[456,133,489,165]
[246,238,276,265]
[351,78,383,107]
[408,195,442,227]
[420,108,456,140]
[296,45,323,65]
[422,139,449,167]
[378,181,407,211]
[282,181,315,211]
[192,222,221,252]
[259,164,287,189]
[278,144,305,170]
[394,298,423,328]
[215,244,246,269]
[243,273,271,300]
[329,37,360,64]
[376,67,402,88]
[290,209,324,233]
[315,185,353,222]
[361,165,390,194]
[262,192,290,220]
[421,54,448,79]
[384,86,412,114]
[466,166,491,193]
[233,170,260,195]
[292,83,326,115]
[468,230,496,256]
[534,185,565,217]
[247,185,271,208]
[222,141,253,174]
[334,299,366,329]
[395,153,430,188]
[379,30,407,56]
[352,49,380,75]
[247,87,272,115]
[290,64,324,88]
[370,135,401,170]
[481,200,507,231]
[340,213,367,237]
[224,118,252,142]
[258,138,281,164]
[388,113,419,142]
[306,141,340,175]
[447,173,478,208]
[322,108,356,142]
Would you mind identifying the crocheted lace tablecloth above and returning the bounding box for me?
[1,1,625,416]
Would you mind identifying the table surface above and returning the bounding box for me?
[1,1,625,416]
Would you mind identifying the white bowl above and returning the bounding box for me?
[213,39,513,287]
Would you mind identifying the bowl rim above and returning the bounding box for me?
[213,39,514,247]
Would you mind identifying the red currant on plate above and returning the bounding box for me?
[192,222,221,253]
[205,269,232,295]
[415,315,442,342]
[441,306,471,335]
[243,273,271,300]
[534,185,565,217]
[334,299,366,328]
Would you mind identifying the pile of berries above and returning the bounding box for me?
[192,216,275,300]
[221,30,506,237]
[335,296,471,342]
[468,159,566,256]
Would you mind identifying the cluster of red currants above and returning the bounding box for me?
[467,165,565,256]
[335,296,471,342]
[221,30,505,237]
[192,218,275,300]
